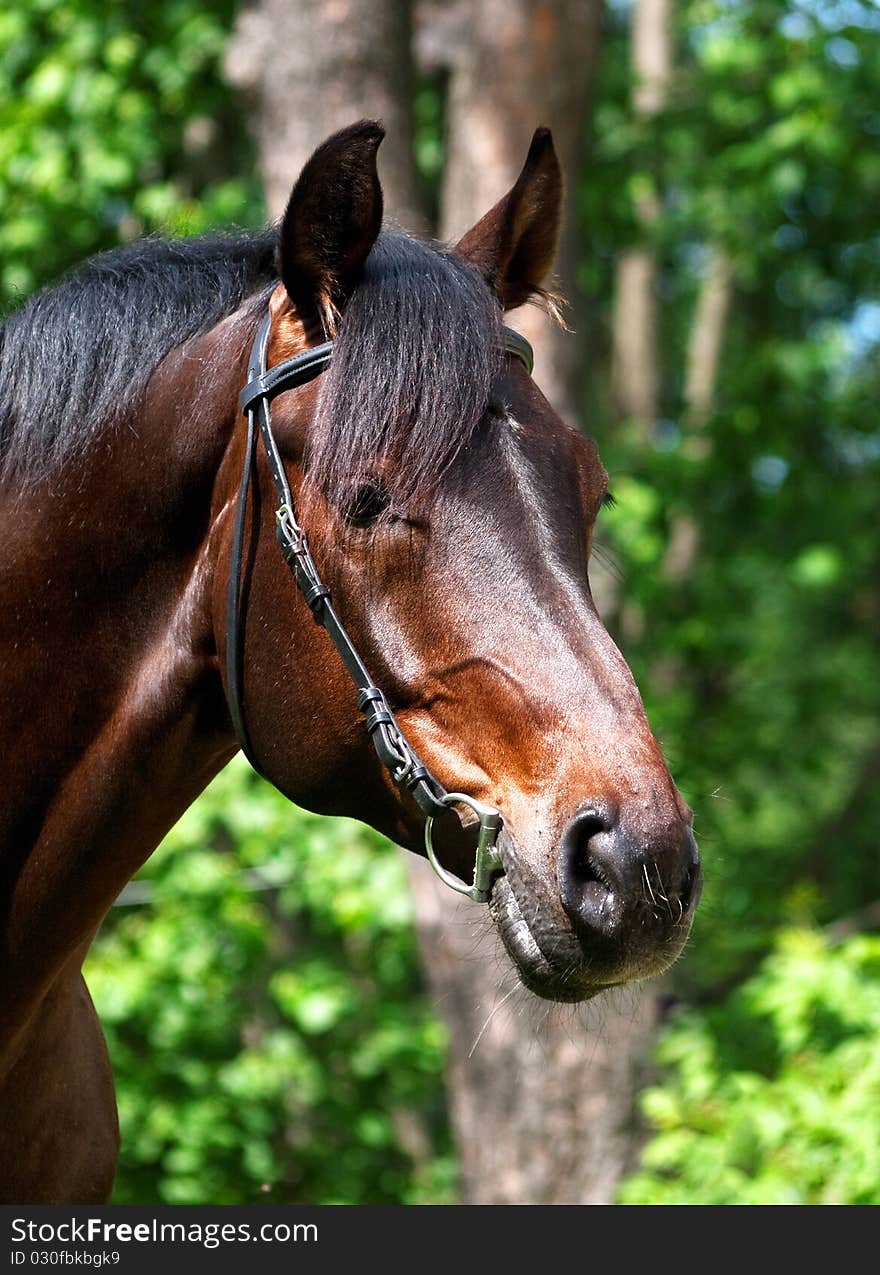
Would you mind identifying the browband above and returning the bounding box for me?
[239,326,534,416]
[238,342,333,415]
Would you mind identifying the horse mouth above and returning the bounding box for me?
[487,836,697,1003]
[489,875,606,1003]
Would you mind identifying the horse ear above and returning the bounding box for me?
[277,120,385,333]
[454,128,562,312]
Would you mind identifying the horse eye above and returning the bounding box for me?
[344,481,391,527]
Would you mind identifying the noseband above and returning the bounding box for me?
[227,310,534,903]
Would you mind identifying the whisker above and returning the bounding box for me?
[468,984,519,1059]
[642,862,657,907]
[652,862,674,919]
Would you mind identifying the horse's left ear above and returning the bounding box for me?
[454,128,562,312]
[278,119,385,333]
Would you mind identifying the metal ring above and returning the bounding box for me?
[424,792,504,903]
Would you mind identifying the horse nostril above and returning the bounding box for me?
[558,808,700,943]
[558,807,622,939]
[566,811,613,888]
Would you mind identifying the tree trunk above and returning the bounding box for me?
[225,0,423,230]
[405,0,664,1207]
[434,0,603,424]
[684,247,734,428]
[610,0,671,440]
[663,246,734,583]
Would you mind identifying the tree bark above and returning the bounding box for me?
[610,0,671,440]
[662,247,734,584]
[433,0,603,424]
[684,247,734,429]
[225,0,424,230]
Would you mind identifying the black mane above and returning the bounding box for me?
[0,230,278,483]
[0,228,502,495]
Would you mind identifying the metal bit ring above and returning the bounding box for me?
[424,792,503,903]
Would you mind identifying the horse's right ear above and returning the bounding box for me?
[277,120,385,335]
[454,128,562,312]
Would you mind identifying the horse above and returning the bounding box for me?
[0,120,701,1204]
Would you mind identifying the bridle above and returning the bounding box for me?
[226,308,534,903]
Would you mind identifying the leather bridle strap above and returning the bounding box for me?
[225,311,534,900]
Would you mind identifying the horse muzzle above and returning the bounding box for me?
[489,812,702,1002]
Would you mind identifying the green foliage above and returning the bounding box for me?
[619,929,880,1204]
[0,0,263,307]
[4,0,879,1208]
[586,0,880,982]
[586,1,880,1203]
[86,759,454,1205]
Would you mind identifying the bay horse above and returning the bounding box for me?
[0,121,700,1204]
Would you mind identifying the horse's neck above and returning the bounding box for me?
[0,326,243,1019]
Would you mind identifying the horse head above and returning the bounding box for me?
[212,121,701,1002]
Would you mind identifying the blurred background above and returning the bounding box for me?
[3,0,878,1204]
